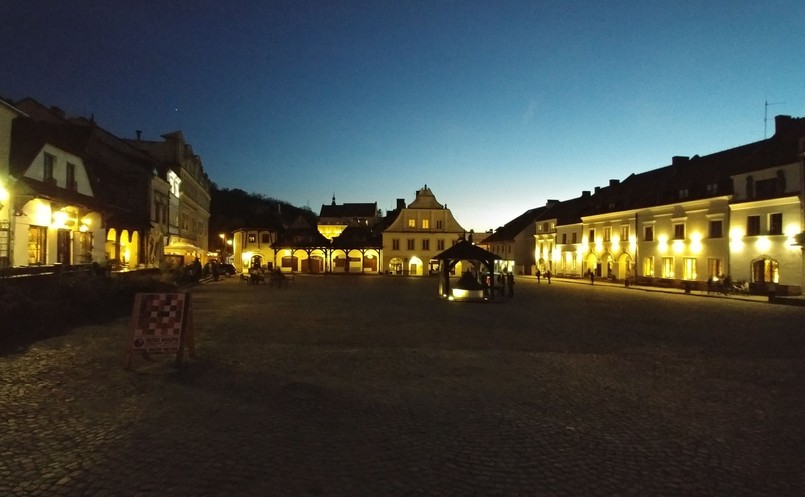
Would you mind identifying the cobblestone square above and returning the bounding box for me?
[1,275,804,496]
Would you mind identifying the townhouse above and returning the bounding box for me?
[492,114,805,295]
[1,97,211,271]
[381,185,466,276]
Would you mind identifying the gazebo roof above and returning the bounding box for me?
[433,239,501,262]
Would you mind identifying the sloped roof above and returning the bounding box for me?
[407,185,444,209]
[274,215,331,248]
[331,224,382,249]
[319,202,378,219]
[433,239,501,262]
[481,206,545,244]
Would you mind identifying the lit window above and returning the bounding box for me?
[643,256,654,277]
[621,226,629,241]
[603,227,611,242]
[707,258,722,278]
[662,257,674,278]
[683,257,696,280]
[408,219,416,228]
[421,219,429,229]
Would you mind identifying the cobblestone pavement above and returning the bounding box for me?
[2,275,804,497]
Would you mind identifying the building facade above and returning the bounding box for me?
[381,186,466,276]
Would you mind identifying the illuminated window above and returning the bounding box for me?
[422,239,430,250]
[683,258,696,280]
[603,227,611,242]
[421,219,430,229]
[408,219,416,228]
[746,216,760,236]
[407,239,415,250]
[768,213,782,235]
[707,258,723,278]
[644,226,654,242]
[28,226,47,264]
[662,257,674,278]
[248,234,256,243]
[392,239,400,250]
[437,239,444,250]
[673,223,685,240]
[643,256,654,276]
[709,220,723,238]
[621,226,629,241]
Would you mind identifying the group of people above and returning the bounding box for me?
[492,272,516,298]
[535,268,552,284]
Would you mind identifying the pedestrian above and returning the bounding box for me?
[211,261,219,282]
[499,273,506,297]
[590,270,595,285]
[546,269,551,284]
[507,272,514,297]
[536,268,541,283]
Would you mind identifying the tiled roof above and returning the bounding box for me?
[319,202,378,219]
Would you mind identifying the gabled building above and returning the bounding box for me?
[381,185,466,276]
[272,215,331,273]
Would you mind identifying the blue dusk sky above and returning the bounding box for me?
[2,1,804,232]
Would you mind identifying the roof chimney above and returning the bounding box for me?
[594,186,601,194]
[774,115,793,136]
[396,198,406,210]
[546,199,559,207]
[609,179,619,187]
[672,156,689,167]
[581,190,591,197]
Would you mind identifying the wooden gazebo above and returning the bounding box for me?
[432,240,502,301]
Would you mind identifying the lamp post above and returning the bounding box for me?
[218,233,228,263]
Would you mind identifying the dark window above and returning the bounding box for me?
[644,226,654,242]
[66,162,76,190]
[673,223,685,240]
[392,239,400,250]
[746,215,760,236]
[571,232,577,244]
[261,233,271,243]
[422,239,430,250]
[769,213,783,235]
[561,233,567,244]
[43,153,55,183]
[755,178,777,198]
[437,239,445,250]
[407,239,415,250]
[588,229,595,243]
[709,220,723,238]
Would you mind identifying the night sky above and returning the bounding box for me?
[2,1,803,231]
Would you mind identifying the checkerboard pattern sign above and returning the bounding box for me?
[126,293,195,368]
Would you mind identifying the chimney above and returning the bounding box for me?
[594,186,601,194]
[546,199,559,207]
[774,115,793,136]
[609,179,619,187]
[672,156,689,167]
[396,198,406,210]
[136,130,142,140]
[581,190,591,197]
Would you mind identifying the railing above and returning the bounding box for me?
[0,263,94,279]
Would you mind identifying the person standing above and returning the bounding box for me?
[507,272,514,297]
[535,268,541,284]
[546,269,551,284]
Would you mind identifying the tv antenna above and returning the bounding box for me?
[764,100,785,138]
